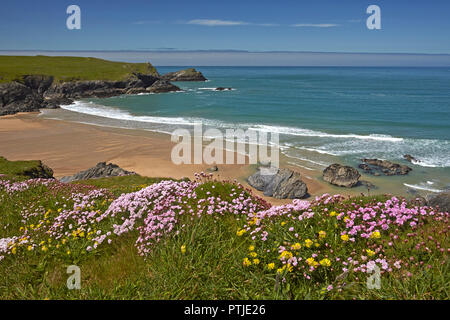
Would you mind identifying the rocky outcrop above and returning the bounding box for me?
[161,68,207,81]
[1,65,200,115]
[146,80,181,93]
[59,162,136,183]
[0,80,45,115]
[323,164,360,187]
[215,87,233,91]
[426,191,450,213]
[248,168,308,199]
[359,159,412,176]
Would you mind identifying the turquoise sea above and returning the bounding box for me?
[43,67,450,195]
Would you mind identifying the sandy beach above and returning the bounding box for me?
[0,111,335,205]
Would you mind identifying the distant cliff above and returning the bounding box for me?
[0,56,207,116]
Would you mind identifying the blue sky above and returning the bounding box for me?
[1,0,450,53]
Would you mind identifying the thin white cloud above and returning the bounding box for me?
[187,19,249,26]
[291,23,339,28]
[186,19,280,27]
[133,20,161,25]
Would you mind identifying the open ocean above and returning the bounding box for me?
[42,66,450,195]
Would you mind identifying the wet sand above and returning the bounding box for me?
[0,112,339,205]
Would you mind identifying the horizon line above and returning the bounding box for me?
[1,49,450,56]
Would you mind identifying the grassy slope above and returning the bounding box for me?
[0,56,158,83]
[0,163,448,300]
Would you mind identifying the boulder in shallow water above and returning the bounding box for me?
[359,158,412,176]
[59,162,135,183]
[146,80,181,93]
[248,168,308,199]
[403,154,419,163]
[323,164,360,188]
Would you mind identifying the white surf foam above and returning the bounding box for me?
[403,183,444,193]
[251,125,404,142]
[61,101,199,126]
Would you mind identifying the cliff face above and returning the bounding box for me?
[0,73,177,116]
[0,58,208,116]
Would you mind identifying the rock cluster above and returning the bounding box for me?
[322,164,361,187]
[59,162,135,183]
[247,168,308,199]
[358,158,412,176]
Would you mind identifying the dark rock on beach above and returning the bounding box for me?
[248,168,308,199]
[161,68,207,81]
[323,164,360,188]
[426,191,450,213]
[359,158,412,176]
[59,162,136,183]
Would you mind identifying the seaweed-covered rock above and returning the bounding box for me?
[359,159,412,176]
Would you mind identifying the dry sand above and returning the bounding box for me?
[0,112,334,205]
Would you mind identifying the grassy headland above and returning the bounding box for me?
[0,158,448,300]
[0,56,158,83]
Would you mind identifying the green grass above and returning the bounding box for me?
[0,156,52,180]
[0,55,158,83]
[0,169,448,300]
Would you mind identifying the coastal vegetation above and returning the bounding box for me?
[0,158,448,299]
[0,56,158,83]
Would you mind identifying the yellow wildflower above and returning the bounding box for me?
[253,259,260,265]
[366,249,375,257]
[281,221,287,226]
[250,252,258,258]
[236,229,246,236]
[267,263,275,270]
[319,258,331,267]
[41,246,48,252]
[330,211,337,217]
[341,234,349,242]
[243,257,252,267]
[11,247,17,255]
[318,231,327,239]
[370,231,381,239]
[304,239,313,248]
[248,245,255,251]
[306,258,319,267]
[279,250,293,260]
[291,243,301,250]
[181,245,186,254]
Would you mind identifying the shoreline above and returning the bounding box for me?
[0,111,337,205]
